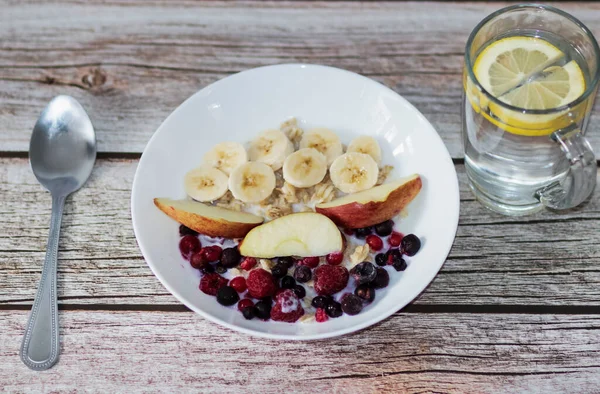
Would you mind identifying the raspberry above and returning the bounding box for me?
[246,269,277,299]
[270,289,304,323]
[179,235,201,260]
[240,257,257,271]
[388,231,403,247]
[313,265,349,296]
[230,276,247,293]
[326,252,344,265]
[199,273,228,296]
[315,308,328,323]
[237,298,254,312]
[365,235,383,252]
[299,256,320,269]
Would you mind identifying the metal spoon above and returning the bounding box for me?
[21,95,96,370]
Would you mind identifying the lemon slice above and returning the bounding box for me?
[474,36,564,97]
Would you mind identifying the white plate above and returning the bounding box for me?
[131,64,459,340]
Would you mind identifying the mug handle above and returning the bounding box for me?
[535,126,597,210]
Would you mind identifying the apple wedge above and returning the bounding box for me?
[239,213,343,258]
[315,174,422,229]
[154,198,264,238]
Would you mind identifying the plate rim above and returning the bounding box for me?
[131,63,460,340]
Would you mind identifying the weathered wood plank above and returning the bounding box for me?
[2,1,600,157]
[3,310,600,393]
[2,157,600,306]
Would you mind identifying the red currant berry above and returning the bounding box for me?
[229,276,247,293]
[365,235,383,251]
[326,252,344,265]
[388,231,404,247]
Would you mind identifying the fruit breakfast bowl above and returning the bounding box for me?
[131,64,460,340]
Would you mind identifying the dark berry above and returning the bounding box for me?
[277,256,296,269]
[216,286,239,306]
[326,252,343,265]
[199,273,228,296]
[293,285,306,299]
[341,294,363,315]
[293,265,312,283]
[315,308,328,322]
[261,296,272,305]
[366,235,384,252]
[189,252,208,270]
[242,306,255,320]
[386,248,403,265]
[401,234,421,256]
[240,257,257,271]
[325,301,343,318]
[221,247,241,268]
[254,301,272,320]
[311,295,333,309]
[393,257,407,271]
[237,298,254,312]
[388,231,403,247]
[230,276,247,293]
[179,224,198,237]
[281,276,296,289]
[202,245,222,263]
[350,262,377,284]
[354,227,372,238]
[215,263,227,274]
[375,253,387,267]
[314,265,349,295]
[355,284,375,302]
[179,235,201,260]
[200,264,215,274]
[247,269,277,298]
[271,263,288,278]
[372,267,390,288]
[343,228,354,236]
[374,220,394,237]
[300,256,320,269]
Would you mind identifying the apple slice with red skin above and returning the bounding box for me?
[154,198,264,238]
[315,174,422,229]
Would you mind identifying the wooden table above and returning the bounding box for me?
[3,1,600,392]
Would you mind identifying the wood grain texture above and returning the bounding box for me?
[3,310,600,393]
[2,1,600,157]
[3,158,600,306]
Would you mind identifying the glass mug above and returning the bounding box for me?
[462,4,599,215]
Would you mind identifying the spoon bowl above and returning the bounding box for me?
[21,95,96,371]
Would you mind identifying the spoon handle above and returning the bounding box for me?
[20,194,65,370]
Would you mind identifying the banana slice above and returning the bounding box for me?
[203,141,248,175]
[347,135,382,164]
[329,152,379,194]
[299,128,343,166]
[283,148,328,188]
[229,162,276,203]
[184,166,229,202]
[249,129,294,171]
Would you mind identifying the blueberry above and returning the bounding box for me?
[216,286,239,306]
[375,253,387,267]
[341,294,363,315]
[215,263,227,274]
[350,262,377,284]
[311,295,333,309]
[401,234,421,256]
[277,256,296,268]
[254,300,272,320]
[179,224,198,237]
[393,257,407,272]
[325,301,343,318]
[293,265,312,283]
[281,276,296,289]
[354,285,375,302]
[200,264,215,275]
[261,296,273,305]
[221,247,241,268]
[293,285,306,299]
[354,227,372,239]
[372,268,390,289]
[271,263,288,278]
[374,220,394,237]
[242,306,255,320]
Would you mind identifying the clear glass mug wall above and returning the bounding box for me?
[463,4,599,215]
